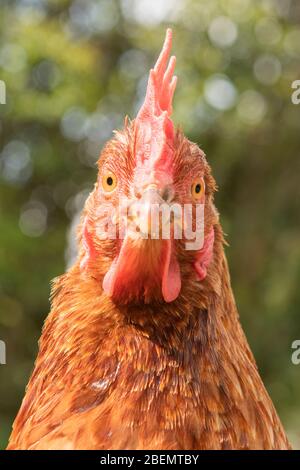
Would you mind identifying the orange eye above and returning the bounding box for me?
[191,178,205,201]
[102,171,118,193]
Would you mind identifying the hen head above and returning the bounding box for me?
[80,29,218,305]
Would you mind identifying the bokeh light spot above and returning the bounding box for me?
[208,16,238,48]
[255,17,282,46]
[204,75,238,110]
[19,201,48,237]
[237,90,267,125]
[254,54,282,85]
[120,0,182,26]
[60,107,88,142]
[0,141,32,185]
[0,43,27,73]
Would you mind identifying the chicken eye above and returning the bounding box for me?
[102,172,118,193]
[191,178,205,201]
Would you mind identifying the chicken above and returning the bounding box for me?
[7,29,291,450]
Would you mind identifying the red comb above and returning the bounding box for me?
[134,29,177,176]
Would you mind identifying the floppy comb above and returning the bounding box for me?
[134,29,177,175]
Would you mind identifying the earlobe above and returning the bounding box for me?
[80,216,96,270]
[194,227,214,281]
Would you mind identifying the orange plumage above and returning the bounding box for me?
[7,30,290,450]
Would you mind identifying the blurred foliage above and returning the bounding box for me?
[0,0,300,449]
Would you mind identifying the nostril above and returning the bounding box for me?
[161,186,173,202]
[134,187,142,199]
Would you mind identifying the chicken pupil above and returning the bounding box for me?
[195,184,201,194]
[107,176,113,186]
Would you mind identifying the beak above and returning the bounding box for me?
[128,184,173,239]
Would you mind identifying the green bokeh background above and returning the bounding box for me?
[0,0,300,449]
